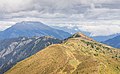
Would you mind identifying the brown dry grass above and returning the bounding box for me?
[6,38,120,74]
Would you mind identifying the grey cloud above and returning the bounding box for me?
[0,0,120,36]
[0,0,119,21]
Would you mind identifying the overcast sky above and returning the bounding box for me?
[0,0,120,36]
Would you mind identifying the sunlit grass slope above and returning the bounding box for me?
[6,33,120,74]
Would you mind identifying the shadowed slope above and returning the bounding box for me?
[0,36,61,73]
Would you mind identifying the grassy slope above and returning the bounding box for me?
[6,38,120,74]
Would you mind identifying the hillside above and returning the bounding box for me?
[6,32,120,74]
[0,21,71,40]
[0,36,61,73]
[103,35,120,48]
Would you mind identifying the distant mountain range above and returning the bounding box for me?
[103,35,120,48]
[0,21,118,42]
[0,21,71,40]
[92,34,119,42]
[52,26,91,36]
[0,21,120,74]
[0,36,61,73]
[6,32,120,74]
[52,26,119,42]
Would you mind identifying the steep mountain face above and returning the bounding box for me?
[0,21,71,40]
[0,36,61,73]
[103,35,120,48]
[6,33,120,74]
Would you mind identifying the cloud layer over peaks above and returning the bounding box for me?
[0,0,120,36]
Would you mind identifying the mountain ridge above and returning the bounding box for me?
[103,35,120,48]
[6,32,120,74]
[0,36,61,73]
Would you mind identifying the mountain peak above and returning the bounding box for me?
[0,21,71,40]
[19,21,43,24]
[10,21,51,30]
[71,32,93,41]
[15,21,44,26]
[72,32,86,38]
